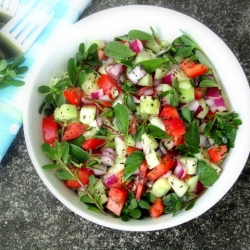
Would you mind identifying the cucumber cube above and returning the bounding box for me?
[167,174,189,197]
[79,106,96,125]
[54,104,78,121]
[150,177,171,197]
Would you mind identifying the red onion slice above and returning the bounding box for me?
[105,63,123,81]
[93,164,108,175]
[102,173,117,188]
[174,160,187,180]
[129,39,143,54]
[127,66,147,84]
[91,89,104,100]
[162,71,173,85]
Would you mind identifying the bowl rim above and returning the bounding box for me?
[23,5,250,231]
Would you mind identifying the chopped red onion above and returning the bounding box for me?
[133,95,141,103]
[105,63,123,81]
[161,170,173,179]
[213,97,227,111]
[127,66,147,84]
[129,39,143,54]
[205,87,221,98]
[195,180,204,195]
[135,141,143,149]
[93,164,108,175]
[159,141,167,155]
[138,87,154,96]
[174,160,187,180]
[102,173,117,188]
[91,89,104,100]
[162,71,173,85]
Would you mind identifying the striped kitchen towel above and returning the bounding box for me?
[0,0,92,163]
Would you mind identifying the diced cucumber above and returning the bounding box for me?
[135,105,149,121]
[145,150,160,169]
[150,177,171,197]
[179,156,198,175]
[196,98,209,119]
[149,115,165,131]
[173,69,190,81]
[141,133,158,151]
[194,148,210,164]
[54,104,78,121]
[186,175,199,193]
[134,49,156,64]
[140,96,160,115]
[81,72,99,95]
[114,136,127,157]
[137,73,153,86]
[163,138,175,150]
[178,80,194,103]
[155,84,173,104]
[127,134,136,147]
[112,93,125,107]
[167,174,189,197]
[154,65,169,80]
[79,106,97,125]
[108,157,126,174]
[145,39,162,53]
[94,179,108,204]
[83,120,99,139]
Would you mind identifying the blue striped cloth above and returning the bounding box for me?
[0,0,92,163]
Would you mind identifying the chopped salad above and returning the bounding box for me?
[38,27,242,220]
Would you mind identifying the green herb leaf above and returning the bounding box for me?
[104,41,135,59]
[42,164,61,170]
[126,94,136,111]
[55,169,76,180]
[199,79,218,87]
[137,58,169,73]
[181,106,192,123]
[145,124,171,139]
[128,29,153,40]
[184,121,200,149]
[80,194,94,203]
[196,161,219,186]
[130,208,141,219]
[69,144,89,163]
[123,151,144,181]
[114,104,129,140]
[0,59,7,71]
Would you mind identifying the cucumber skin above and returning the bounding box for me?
[54,104,78,121]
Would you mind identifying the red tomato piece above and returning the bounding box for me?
[135,160,148,200]
[106,187,128,216]
[207,145,227,163]
[159,105,180,120]
[82,138,106,150]
[149,198,165,218]
[180,58,209,78]
[163,119,186,136]
[126,147,142,156]
[62,123,88,141]
[42,116,59,146]
[64,87,83,106]
[172,134,185,147]
[194,87,206,100]
[147,155,175,182]
[128,117,137,135]
[65,167,94,188]
[97,74,122,99]
[97,49,106,61]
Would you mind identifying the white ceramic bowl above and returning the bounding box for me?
[23,5,250,231]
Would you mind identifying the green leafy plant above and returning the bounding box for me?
[0,56,28,89]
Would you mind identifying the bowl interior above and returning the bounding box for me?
[23,5,250,231]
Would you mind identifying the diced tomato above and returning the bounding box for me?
[207,145,228,163]
[106,187,128,216]
[163,119,186,136]
[194,87,206,100]
[149,198,165,218]
[172,134,185,147]
[97,74,122,99]
[159,105,180,120]
[126,147,142,156]
[180,58,209,78]
[97,49,106,61]
[135,160,148,200]
[62,123,88,141]
[65,167,94,188]
[128,117,137,135]
[147,155,175,181]
[63,87,83,106]
[42,116,59,146]
[108,170,124,188]
[82,138,106,150]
